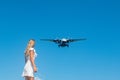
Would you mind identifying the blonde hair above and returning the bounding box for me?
[24,39,35,56]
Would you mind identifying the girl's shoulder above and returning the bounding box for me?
[29,47,37,57]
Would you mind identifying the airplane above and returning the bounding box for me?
[40,38,86,47]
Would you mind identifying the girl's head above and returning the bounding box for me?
[25,39,35,55]
[28,39,35,47]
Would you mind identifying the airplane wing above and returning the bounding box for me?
[68,38,86,42]
[40,39,61,44]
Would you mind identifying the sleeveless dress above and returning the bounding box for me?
[22,47,37,77]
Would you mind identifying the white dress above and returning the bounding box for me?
[22,48,37,77]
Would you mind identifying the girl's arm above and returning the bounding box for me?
[29,50,37,72]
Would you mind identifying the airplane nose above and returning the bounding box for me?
[62,38,67,41]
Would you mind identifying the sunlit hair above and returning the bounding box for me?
[24,39,35,56]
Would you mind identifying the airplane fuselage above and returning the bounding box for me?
[58,41,69,47]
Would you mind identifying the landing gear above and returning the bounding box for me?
[58,44,69,47]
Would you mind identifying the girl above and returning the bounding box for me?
[22,39,38,80]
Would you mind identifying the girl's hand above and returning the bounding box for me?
[33,66,37,72]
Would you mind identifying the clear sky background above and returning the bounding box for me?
[0,0,120,80]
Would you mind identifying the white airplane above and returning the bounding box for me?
[40,38,86,47]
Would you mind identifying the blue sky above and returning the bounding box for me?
[0,0,120,80]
